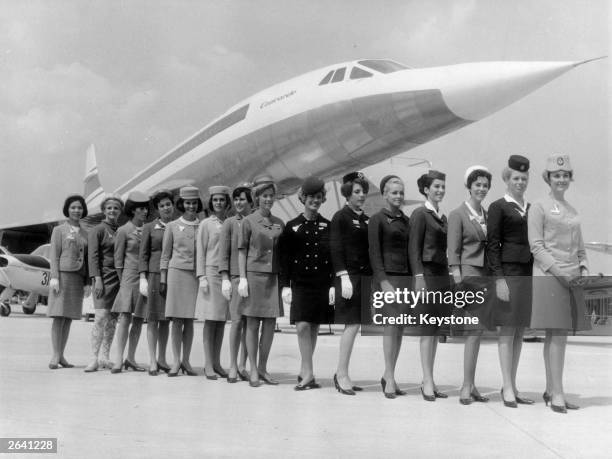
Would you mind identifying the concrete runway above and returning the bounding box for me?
[1,308,611,459]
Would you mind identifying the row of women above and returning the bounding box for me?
[46,153,588,413]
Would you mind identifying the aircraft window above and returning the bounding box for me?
[358,59,408,74]
[331,67,346,83]
[319,70,334,85]
[349,67,373,79]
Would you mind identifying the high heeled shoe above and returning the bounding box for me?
[381,377,397,399]
[204,371,218,380]
[515,394,534,405]
[551,403,567,414]
[148,369,159,376]
[470,391,489,403]
[180,364,197,376]
[213,367,228,378]
[249,378,262,387]
[501,388,517,408]
[433,390,448,399]
[58,359,74,368]
[167,368,179,377]
[459,396,473,405]
[157,361,170,373]
[543,392,579,410]
[258,372,279,385]
[123,359,145,372]
[333,374,355,396]
[420,387,435,402]
[83,361,98,373]
[48,363,59,370]
[110,367,122,374]
[294,378,321,391]
[238,369,249,382]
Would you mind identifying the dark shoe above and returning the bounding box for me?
[213,367,228,378]
[515,395,534,405]
[294,379,321,391]
[238,369,249,382]
[501,389,517,408]
[459,397,473,405]
[110,367,122,374]
[420,387,435,402]
[157,361,170,373]
[433,390,448,399]
[258,372,279,385]
[148,369,159,376]
[471,391,489,403]
[543,391,551,406]
[58,359,74,368]
[204,372,218,380]
[168,369,179,377]
[227,376,238,383]
[180,364,197,376]
[352,385,363,392]
[381,377,397,399]
[124,359,145,372]
[333,374,355,396]
[551,403,567,414]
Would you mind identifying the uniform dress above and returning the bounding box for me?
[218,214,248,321]
[487,195,533,327]
[368,208,411,322]
[330,205,371,325]
[447,202,494,332]
[280,213,334,324]
[88,221,120,310]
[138,219,168,321]
[408,202,452,334]
[528,195,590,331]
[47,222,89,320]
[160,217,200,319]
[111,221,147,317]
[196,215,229,321]
[238,209,284,318]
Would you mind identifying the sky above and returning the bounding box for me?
[0,0,610,267]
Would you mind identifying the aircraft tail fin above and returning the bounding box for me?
[84,144,105,207]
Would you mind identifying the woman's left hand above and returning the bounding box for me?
[328,287,335,305]
[83,285,92,298]
[50,278,60,294]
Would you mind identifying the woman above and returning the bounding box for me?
[237,178,285,387]
[280,176,334,391]
[160,186,202,376]
[408,170,451,401]
[528,154,589,413]
[138,189,174,375]
[218,186,252,383]
[85,194,124,372]
[196,186,232,380]
[110,191,150,373]
[330,171,372,395]
[48,194,90,369]
[487,155,534,408]
[368,175,411,399]
[448,166,493,405]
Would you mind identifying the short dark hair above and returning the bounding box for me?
[340,177,369,198]
[124,199,150,218]
[62,194,88,218]
[466,169,492,189]
[232,187,253,204]
[416,174,445,197]
[297,188,327,204]
[152,191,174,209]
[176,197,204,213]
[208,193,231,212]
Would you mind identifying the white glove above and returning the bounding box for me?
[199,277,209,293]
[281,287,292,305]
[139,278,149,297]
[83,285,92,298]
[221,279,232,301]
[50,278,60,294]
[496,279,510,302]
[238,277,249,297]
[340,275,353,300]
[328,287,335,305]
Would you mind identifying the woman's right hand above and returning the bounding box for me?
[413,275,426,292]
[139,278,148,297]
[495,278,510,301]
[340,274,353,300]
[50,278,60,294]
[199,277,209,293]
[221,280,232,300]
[94,277,104,298]
[281,287,292,304]
[238,278,249,298]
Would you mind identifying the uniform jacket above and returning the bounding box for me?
[196,215,224,277]
[218,214,245,277]
[49,222,88,279]
[330,205,371,276]
[138,219,167,274]
[408,204,448,275]
[114,221,143,271]
[238,209,284,274]
[88,221,118,278]
[160,217,199,271]
[368,208,411,283]
[279,213,333,288]
[486,196,533,276]
[447,202,488,268]
[528,194,588,273]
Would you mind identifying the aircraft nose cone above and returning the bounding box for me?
[438,61,584,121]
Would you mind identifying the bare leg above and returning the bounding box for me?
[170,319,183,373]
[212,321,226,372]
[549,332,568,406]
[112,313,131,370]
[246,317,260,383]
[182,319,194,369]
[498,327,516,403]
[511,327,525,396]
[203,320,216,376]
[543,330,552,395]
[296,321,314,382]
[157,320,169,367]
[336,324,360,389]
[127,316,143,363]
[147,319,159,371]
[50,318,63,366]
[420,335,436,396]
[238,317,248,372]
[228,318,242,379]
[257,318,275,378]
[382,326,398,393]
[460,334,481,399]
[59,319,72,364]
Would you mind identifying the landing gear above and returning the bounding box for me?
[0,302,11,317]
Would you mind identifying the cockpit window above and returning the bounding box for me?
[357,59,408,74]
[331,67,346,83]
[319,70,334,85]
[350,67,373,80]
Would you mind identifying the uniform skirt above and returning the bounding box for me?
[531,264,590,331]
[229,275,247,321]
[493,262,532,328]
[243,271,282,319]
[165,267,198,319]
[47,271,85,320]
[452,265,494,334]
[371,274,412,325]
[412,262,452,335]
[334,273,364,325]
[93,266,120,310]
[111,268,146,318]
[290,279,334,325]
[146,272,167,321]
[196,266,229,321]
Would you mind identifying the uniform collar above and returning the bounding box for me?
[344,204,367,220]
[381,207,405,220]
[178,216,200,226]
[504,194,528,213]
[424,200,444,220]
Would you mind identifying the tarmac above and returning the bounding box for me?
[1,306,611,459]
